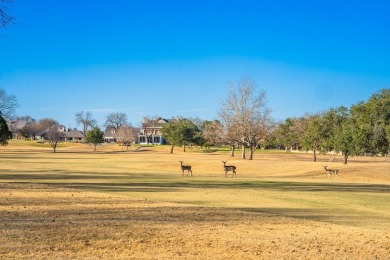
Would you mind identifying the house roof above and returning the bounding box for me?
[64,130,84,138]
[142,117,181,128]
[104,127,116,138]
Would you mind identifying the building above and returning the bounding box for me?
[63,129,84,142]
[138,117,180,145]
[104,127,117,143]
[104,126,139,144]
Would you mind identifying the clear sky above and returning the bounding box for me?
[1,0,389,128]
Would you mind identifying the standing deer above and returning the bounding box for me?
[323,166,339,178]
[179,161,192,176]
[222,161,236,177]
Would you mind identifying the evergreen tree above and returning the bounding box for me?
[161,119,201,153]
[86,126,104,151]
[0,113,12,146]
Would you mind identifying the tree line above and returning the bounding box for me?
[1,84,390,161]
[271,89,390,164]
[161,82,390,164]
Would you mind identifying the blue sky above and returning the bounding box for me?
[1,0,389,128]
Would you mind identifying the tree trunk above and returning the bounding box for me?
[249,146,254,160]
[343,152,349,164]
[170,145,174,154]
[183,144,186,152]
[313,148,317,162]
[52,142,57,153]
[230,145,235,157]
[94,144,97,152]
[242,145,246,159]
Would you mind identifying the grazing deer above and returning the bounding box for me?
[222,161,236,177]
[329,153,336,162]
[179,161,192,176]
[323,166,339,178]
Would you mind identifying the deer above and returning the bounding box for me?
[222,161,236,177]
[179,161,192,176]
[323,166,339,178]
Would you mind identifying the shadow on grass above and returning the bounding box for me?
[1,169,390,194]
[3,195,389,231]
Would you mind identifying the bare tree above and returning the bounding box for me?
[22,121,40,140]
[38,118,58,132]
[0,88,18,119]
[116,125,136,150]
[0,0,14,29]
[202,120,224,149]
[75,111,97,138]
[9,115,37,140]
[104,112,128,130]
[222,122,241,157]
[45,123,64,153]
[219,78,273,160]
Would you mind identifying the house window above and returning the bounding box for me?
[147,136,153,144]
[153,136,160,144]
[139,136,146,143]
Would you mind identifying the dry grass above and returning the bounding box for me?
[1,141,390,259]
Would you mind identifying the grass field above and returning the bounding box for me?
[1,141,390,259]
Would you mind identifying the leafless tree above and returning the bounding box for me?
[36,118,64,152]
[104,112,128,130]
[0,0,14,29]
[202,120,224,149]
[222,122,242,157]
[44,123,64,153]
[22,121,40,140]
[9,115,37,140]
[116,125,136,150]
[75,111,97,138]
[38,118,58,132]
[219,78,273,160]
[0,88,18,119]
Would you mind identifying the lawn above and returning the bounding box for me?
[1,141,389,259]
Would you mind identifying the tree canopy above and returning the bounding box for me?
[75,111,97,139]
[0,88,18,120]
[272,88,390,164]
[219,78,274,160]
[161,119,201,153]
[0,0,14,29]
[86,126,104,151]
[0,113,11,145]
[104,112,128,130]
